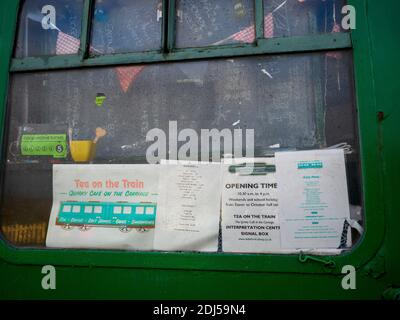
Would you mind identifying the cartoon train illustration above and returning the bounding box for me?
[56,201,157,233]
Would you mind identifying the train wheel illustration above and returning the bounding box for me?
[119,226,131,233]
[79,225,91,232]
[62,224,74,231]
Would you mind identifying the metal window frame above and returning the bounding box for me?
[10,0,352,72]
[0,0,385,276]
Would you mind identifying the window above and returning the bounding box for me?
[175,0,255,48]
[263,0,348,38]
[90,0,163,55]
[1,0,363,262]
[14,0,84,58]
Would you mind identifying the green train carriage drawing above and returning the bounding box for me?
[56,201,157,233]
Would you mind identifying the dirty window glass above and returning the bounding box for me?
[175,0,256,48]
[90,0,163,55]
[263,0,348,38]
[14,0,84,58]
[2,51,361,248]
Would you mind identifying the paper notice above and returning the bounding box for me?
[275,149,351,249]
[153,161,222,252]
[46,164,159,250]
[221,158,281,253]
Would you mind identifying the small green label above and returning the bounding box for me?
[21,134,67,158]
[95,93,106,107]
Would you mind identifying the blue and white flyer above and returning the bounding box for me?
[275,149,351,249]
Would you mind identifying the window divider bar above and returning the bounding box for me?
[161,0,170,53]
[167,0,176,52]
[79,0,95,60]
[10,33,352,73]
[255,0,264,40]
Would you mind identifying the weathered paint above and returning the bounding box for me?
[0,0,399,299]
[10,33,352,72]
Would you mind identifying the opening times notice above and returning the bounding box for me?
[221,159,281,253]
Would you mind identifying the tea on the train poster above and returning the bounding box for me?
[46,164,159,250]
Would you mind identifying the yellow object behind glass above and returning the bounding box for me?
[70,140,96,162]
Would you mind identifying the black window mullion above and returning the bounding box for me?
[161,0,169,52]
[79,0,95,60]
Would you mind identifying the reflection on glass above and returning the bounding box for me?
[263,0,348,38]
[3,51,360,247]
[175,0,255,48]
[90,0,163,55]
[14,0,83,58]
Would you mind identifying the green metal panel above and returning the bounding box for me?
[0,0,399,299]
